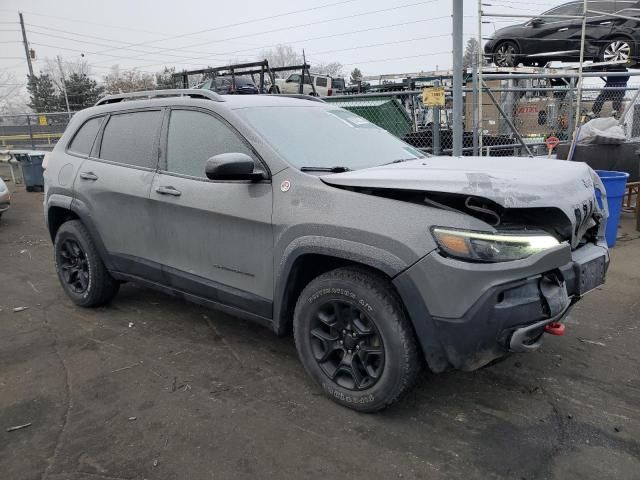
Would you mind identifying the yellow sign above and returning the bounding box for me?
[422,86,445,107]
[38,115,48,126]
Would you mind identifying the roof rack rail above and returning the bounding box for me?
[271,94,326,103]
[95,89,225,106]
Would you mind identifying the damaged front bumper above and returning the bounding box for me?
[393,242,608,373]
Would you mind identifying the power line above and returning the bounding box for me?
[27,30,227,61]
[313,34,453,56]
[88,0,361,59]
[336,51,451,67]
[134,14,452,70]
[0,8,179,37]
[89,0,439,66]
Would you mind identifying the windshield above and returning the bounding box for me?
[236,106,425,170]
[234,76,255,86]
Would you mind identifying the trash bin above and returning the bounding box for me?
[15,152,45,192]
[596,170,630,247]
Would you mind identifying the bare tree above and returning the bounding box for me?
[103,66,156,93]
[258,45,302,69]
[0,71,29,115]
[42,57,92,92]
[313,62,344,78]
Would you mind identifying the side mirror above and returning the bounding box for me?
[530,17,544,27]
[205,153,264,181]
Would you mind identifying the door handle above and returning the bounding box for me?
[599,21,612,25]
[557,27,569,32]
[79,171,98,181]
[155,186,182,196]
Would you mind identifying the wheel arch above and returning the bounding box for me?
[272,237,408,338]
[46,196,113,270]
[600,33,637,57]
[492,38,522,54]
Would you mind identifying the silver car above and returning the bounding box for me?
[44,89,609,412]
[0,177,10,218]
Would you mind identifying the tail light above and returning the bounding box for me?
[42,153,50,170]
[328,88,333,96]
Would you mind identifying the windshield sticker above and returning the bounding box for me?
[328,110,374,128]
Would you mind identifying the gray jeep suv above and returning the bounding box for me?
[44,89,609,412]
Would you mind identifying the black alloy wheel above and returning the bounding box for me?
[494,41,519,67]
[58,238,90,294]
[53,220,119,307]
[293,267,422,412]
[309,299,385,391]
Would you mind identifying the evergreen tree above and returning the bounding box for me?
[27,74,62,112]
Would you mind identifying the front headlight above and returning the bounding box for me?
[432,228,560,263]
[0,181,6,193]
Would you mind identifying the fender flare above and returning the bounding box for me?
[46,195,114,271]
[272,235,408,336]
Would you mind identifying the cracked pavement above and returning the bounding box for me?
[1,186,639,480]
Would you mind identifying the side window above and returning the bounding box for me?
[316,77,328,87]
[304,75,313,85]
[287,74,300,83]
[165,109,255,178]
[99,111,162,169]
[68,116,103,156]
[544,3,581,16]
[587,1,615,14]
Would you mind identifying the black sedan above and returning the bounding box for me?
[484,0,640,67]
[198,76,259,94]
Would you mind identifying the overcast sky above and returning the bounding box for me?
[0,0,565,86]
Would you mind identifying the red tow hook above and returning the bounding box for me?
[544,322,566,336]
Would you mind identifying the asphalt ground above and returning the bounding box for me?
[1,183,639,480]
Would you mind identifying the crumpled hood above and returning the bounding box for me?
[321,157,608,247]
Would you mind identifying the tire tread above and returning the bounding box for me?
[293,266,422,412]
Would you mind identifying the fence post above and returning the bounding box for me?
[452,0,463,156]
[567,77,577,141]
[25,113,35,150]
[432,106,441,155]
[472,55,479,156]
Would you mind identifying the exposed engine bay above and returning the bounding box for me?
[341,186,602,249]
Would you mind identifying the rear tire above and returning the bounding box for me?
[600,37,635,65]
[493,40,520,67]
[293,267,422,412]
[54,220,119,307]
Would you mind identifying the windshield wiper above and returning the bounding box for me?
[300,166,351,173]
[382,158,418,166]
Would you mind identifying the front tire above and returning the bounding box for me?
[54,220,119,307]
[293,267,422,412]
[493,41,520,67]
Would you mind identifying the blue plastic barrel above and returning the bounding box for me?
[596,170,629,247]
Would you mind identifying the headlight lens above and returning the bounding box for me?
[432,228,560,262]
[0,181,6,193]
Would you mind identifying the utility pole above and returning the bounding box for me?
[452,0,463,157]
[19,12,34,78]
[57,55,72,118]
[477,0,484,157]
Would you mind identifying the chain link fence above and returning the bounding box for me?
[0,112,70,151]
[4,74,640,158]
[474,73,640,156]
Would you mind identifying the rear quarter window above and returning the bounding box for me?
[316,77,328,87]
[99,111,162,169]
[67,116,103,156]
